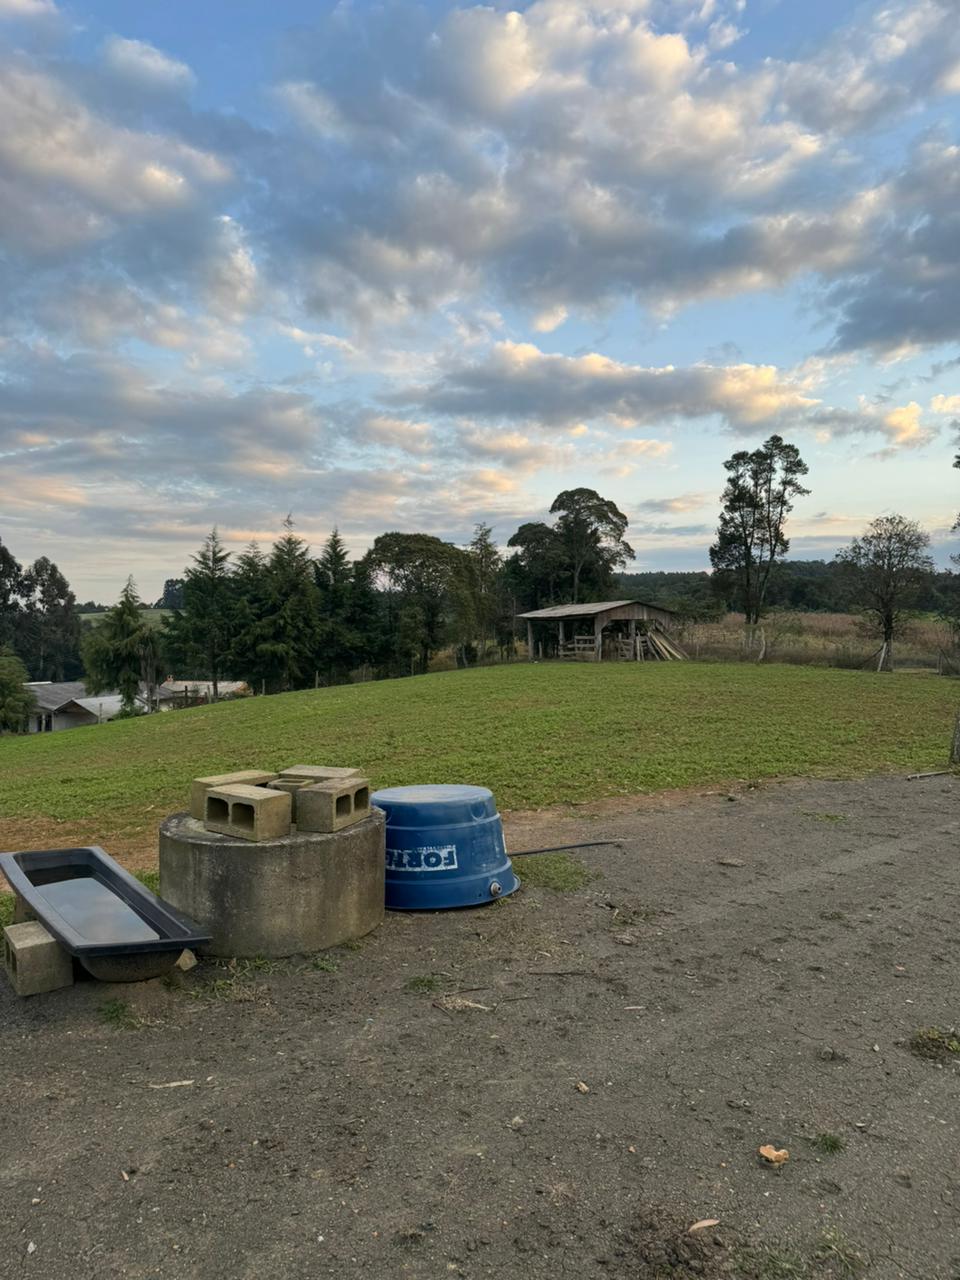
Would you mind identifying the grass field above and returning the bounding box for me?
[0,662,956,869]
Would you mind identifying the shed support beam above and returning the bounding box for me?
[594,615,603,661]
[527,620,534,661]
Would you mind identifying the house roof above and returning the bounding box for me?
[25,681,90,712]
[71,695,125,719]
[516,599,678,621]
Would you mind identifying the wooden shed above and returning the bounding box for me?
[517,599,686,662]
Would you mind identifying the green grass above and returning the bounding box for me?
[0,663,955,849]
[810,1131,846,1154]
[516,852,595,892]
[98,998,143,1029]
[909,1026,960,1059]
[0,894,12,929]
[405,974,447,993]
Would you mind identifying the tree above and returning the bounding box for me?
[163,531,234,697]
[549,488,634,603]
[367,532,465,674]
[835,515,934,671]
[0,646,35,734]
[156,578,185,610]
[505,521,568,609]
[232,521,321,694]
[82,578,160,714]
[315,529,355,684]
[709,435,810,638]
[19,556,82,681]
[0,537,24,650]
[464,523,503,662]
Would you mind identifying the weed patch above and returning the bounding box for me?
[405,974,447,993]
[810,1132,846,1154]
[0,893,12,930]
[909,1026,960,1060]
[518,852,595,892]
[99,999,144,1030]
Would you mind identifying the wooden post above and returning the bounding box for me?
[628,619,637,662]
[594,615,603,661]
[527,620,534,661]
[951,710,960,766]
[558,619,565,652]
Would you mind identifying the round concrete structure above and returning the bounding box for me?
[158,809,385,958]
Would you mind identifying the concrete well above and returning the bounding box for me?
[158,808,385,958]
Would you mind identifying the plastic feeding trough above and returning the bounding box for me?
[0,846,210,981]
[371,783,519,910]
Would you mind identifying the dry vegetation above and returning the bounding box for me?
[681,611,953,670]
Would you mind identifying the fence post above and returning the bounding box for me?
[951,711,960,766]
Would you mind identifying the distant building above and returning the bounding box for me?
[23,678,252,732]
[25,682,127,733]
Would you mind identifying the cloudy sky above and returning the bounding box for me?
[1,0,958,600]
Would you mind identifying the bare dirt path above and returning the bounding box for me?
[1,774,959,1279]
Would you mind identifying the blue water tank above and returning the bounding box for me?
[372,784,519,911]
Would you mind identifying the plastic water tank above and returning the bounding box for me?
[372,784,519,910]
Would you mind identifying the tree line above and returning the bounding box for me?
[0,435,955,725]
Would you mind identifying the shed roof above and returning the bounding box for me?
[516,599,677,620]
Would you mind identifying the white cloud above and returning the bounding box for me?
[0,0,57,18]
[102,36,196,93]
[931,394,960,415]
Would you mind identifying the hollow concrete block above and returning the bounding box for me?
[190,770,278,820]
[159,808,386,957]
[204,784,292,842]
[266,777,311,821]
[280,764,362,783]
[297,777,371,834]
[2,921,74,997]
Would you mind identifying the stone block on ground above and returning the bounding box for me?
[203,784,292,842]
[2,921,74,997]
[190,770,278,820]
[297,776,371,834]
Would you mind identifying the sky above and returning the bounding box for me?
[1,0,958,601]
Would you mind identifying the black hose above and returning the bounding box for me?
[509,840,621,857]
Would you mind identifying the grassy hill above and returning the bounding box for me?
[0,662,956,870]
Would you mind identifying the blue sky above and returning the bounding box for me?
[1,0,958,599]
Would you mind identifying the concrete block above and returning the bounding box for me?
[280,764,362,783]
[2,921,74,997]
[159,809,386,957]
[204,784,292,842]
[190,770,278,820]
[266,777,311,821]
[297,777,371,834]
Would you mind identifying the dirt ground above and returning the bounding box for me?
[2,774,959,1280]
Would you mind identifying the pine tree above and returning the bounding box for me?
[315,529,355,684]
[82,578,160,714]
[466,523,502,661]
[163,530,234,697]
[242,520,321,693]
[230,542,271,692]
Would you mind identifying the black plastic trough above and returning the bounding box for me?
[0,846,210,982]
